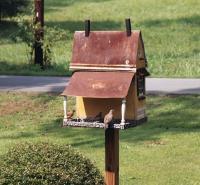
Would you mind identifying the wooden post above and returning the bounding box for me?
[34,0,44,68]
[105,128,119,185]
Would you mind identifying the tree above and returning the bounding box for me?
[0,0,29,21]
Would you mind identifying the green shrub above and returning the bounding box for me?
[13,14,68,68]
[0,142,104,185]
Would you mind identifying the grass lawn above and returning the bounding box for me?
[0,0,200,77]
[0,92,199,184]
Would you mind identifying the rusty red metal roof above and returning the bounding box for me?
[70,31,142,71]
[61,71,135,98]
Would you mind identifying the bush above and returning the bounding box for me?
[13,14,68,68]
[0,142,104,185]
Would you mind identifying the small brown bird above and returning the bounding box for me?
[67,110,75,119]
[104,109,114,129]
[93,112,102,122]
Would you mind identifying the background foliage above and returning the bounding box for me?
[0,0,199,76]
[0,0,29,20]
[14,15,68,68]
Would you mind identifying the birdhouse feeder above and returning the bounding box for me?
[61,19,149,129]
[61,19,150,185]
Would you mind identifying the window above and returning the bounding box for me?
[137,74,145,100]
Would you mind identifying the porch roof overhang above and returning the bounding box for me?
[61,71,135,98]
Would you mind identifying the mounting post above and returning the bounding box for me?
[34,0,44,68]
[85,19,90,37]
[105,128,119,185]
[125,18,132,36]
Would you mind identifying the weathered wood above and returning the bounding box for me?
[105,129,119,185]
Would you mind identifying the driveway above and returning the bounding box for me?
[0,75,199,95]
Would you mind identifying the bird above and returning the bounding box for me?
[104,109,114,129]
[93,112,102,122]
[67,110,75,119]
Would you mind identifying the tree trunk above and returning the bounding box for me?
[34,0,44,68]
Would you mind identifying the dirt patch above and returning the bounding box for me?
[0,92,59,117]
[0,100,33,116]
[0,98,48,116]
[144,140,167,147]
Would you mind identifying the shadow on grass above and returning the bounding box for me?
[46,15,200,37]
[0,132,36,140]
[45,0,111,12]
[40,117,104,148]
[46,0,111,7]
[0,61,71,76]
[140,14,200,28]
[46,20,122,33]
[36,95,200,148]
[1,14,199,43]
[120,95,200,143]
[0,20,19,44]
[0,94,199,148]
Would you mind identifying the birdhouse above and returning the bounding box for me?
[61,20,150,129]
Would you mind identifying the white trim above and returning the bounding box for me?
[71,63,135,67]
[63,96,67,120]
[121,99,126,125]
[70,66,137,72]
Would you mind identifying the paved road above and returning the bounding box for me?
[0,75,199,95]
[146,78,200,95]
